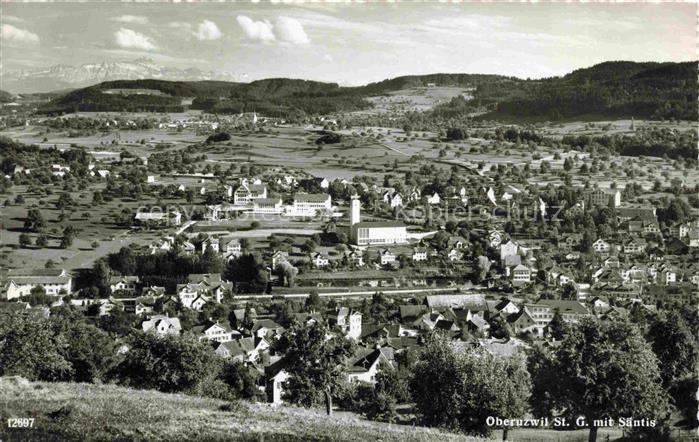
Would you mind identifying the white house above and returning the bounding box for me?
[311,252,330,268]
[142,315,182,336]
[2,269,72,299]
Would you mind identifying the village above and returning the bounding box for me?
[1,115,697,415]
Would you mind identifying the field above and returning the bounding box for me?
[0,377,641,442]
[0,378,476,442]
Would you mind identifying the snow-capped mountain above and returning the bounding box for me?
[0,58,242,93]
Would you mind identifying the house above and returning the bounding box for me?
[220,237,242,260]
[234,184,267,205]
[592,239,611,253]
[500,240,518,261]
[328,307,362,339]
[492,298,520,316]
[446,248,463,262]
[616,206,657,222]
[266,364,290,404]
[508,309,538,335]
[193,320,237,343]
[387,192,403,208]
[412,247,428,262]
[271,251,289,269]
[109,276,139,294]
[426,193,441,205]
[379,249,396,266]
[311,252,330,268]
[346,251,364,267]
[252,319,285,340]
[583,188,621,208]
[200,236,220,253]
[623,238,646,255]
[346,347,394,384]
[142,315,182,336]
[658,266,678,285]
[669,222,691,239]
[215,337,269,363]
[1,268,72,299]
[512,264,531,284]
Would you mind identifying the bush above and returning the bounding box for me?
[206,132,231,144]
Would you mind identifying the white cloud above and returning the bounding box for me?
[274,16,309,44]
[195,20,222,41]
[112,15,149,25]
[236,15,309,44]
[1,24,39,45]
[114,28,156,51]
[236,15,275,42]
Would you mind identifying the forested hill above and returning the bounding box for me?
[41,61,698,121]
[489,61,698,120]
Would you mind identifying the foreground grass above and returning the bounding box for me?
[0,378,477,442]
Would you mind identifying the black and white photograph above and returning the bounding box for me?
[0,1,697,441]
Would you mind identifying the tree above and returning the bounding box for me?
[530,319,670,442]
[114,332,220,393]
[546,309,568,340]
[647,311,698,427]
[304,290,322,311]
[410,333,530,438]
[219,360,263,400]
[18,233,31,248]
[273,323,355,407]
[0,315,73,381]
[24,208,46,232]
[35,234,48,248]
[474,255,491,283]
[560,282,578,300]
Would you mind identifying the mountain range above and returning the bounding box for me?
[0,58,243,94]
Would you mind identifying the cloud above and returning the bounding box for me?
[114,28,156,51]
[1,24,39,45]
[112,15,149,25]
[195,20,222,41]
[274,17,309,44]
[236,15,275,42]
[236,15,309,44]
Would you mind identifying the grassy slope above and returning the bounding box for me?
[0,378,477,442]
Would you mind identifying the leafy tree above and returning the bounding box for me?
[50,314,119,382]
[0,315,73,381]
[114,332,220,393]
[35,234,48,248]
[410,333,530,438]
[546,309,568,340]
[273,323,355,407]
[647,311,698,426]
[24,208,46,232]
[219,360,264,400]
[530,319,670,442]
[304,290,322,311]
[18,233,31,248]
[560,282,578,300]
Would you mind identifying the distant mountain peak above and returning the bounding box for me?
[0,59,242,94]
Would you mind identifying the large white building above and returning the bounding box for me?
[234,184,267,205]
[289,193,332,216]
[1,269,72,299]
[349,195,407,245]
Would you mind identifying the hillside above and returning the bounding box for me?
[0,378,476,442]
[0,90,15,103]
[40,61,698,121]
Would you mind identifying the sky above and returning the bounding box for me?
[0,2,696,86]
